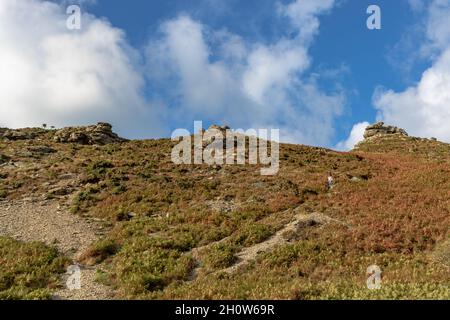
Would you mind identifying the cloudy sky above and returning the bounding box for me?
[1,0,449,149]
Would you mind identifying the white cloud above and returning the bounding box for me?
[58,0,97,7]
[335,122,369,151]
[0,0,164,137]
[374,0,450,141]
[242,41,309,104]
[426,0,450,49]
[146,0,344,146]
[0,0,344,146]
[277,0,334,42]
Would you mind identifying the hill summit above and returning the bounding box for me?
[363,122,408,139]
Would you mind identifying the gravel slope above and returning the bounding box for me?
[0,198,115,300]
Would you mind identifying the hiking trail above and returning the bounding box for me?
[0,198,115,300]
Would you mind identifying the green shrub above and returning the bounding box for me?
[0,237,67,300]
[79,239,119,265]
[204,244,237,269]
[233,223,275,246]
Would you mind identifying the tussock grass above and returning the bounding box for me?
[0,237,68,300]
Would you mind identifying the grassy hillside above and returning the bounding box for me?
[0,127,448,299]
[0,236,67,299]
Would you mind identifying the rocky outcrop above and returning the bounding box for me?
[1,129,38,140]
[202,124,232,148]
[363,122,408,139]
[208,124,230,133]
[53,122,126,145]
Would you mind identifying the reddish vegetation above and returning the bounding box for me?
[0,128,448,299]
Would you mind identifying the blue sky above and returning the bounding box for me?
[3,0,450,149]
[86,0,425,144]
[86,0,437,145]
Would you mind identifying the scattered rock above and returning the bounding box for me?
[53,122,127,145]
[207,199,237,214]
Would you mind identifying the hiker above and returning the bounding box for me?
[327,172,334,190]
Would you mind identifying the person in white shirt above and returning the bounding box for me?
[327,172,334,190]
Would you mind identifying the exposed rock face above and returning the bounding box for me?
[53,122,126,145]
[202,124,232,148]
[363,122,408,139]
[198,125,230,135]
[1,129,37,140]
[208,124,230,133]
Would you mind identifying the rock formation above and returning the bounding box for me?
[202,124,232,148]
[1,129,39,140]
[363,122,408,139]
[53,122,126,145]
[208,124,230,133]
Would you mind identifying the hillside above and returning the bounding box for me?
[0,122,448,300]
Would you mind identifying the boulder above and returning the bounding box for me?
[363,122,408,139]
[53,122,126,145]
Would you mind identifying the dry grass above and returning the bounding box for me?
[0,237,68,300]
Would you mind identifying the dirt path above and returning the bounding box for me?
[222,212,349,273]
[0,198,115,300]
[185,208,349,279]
